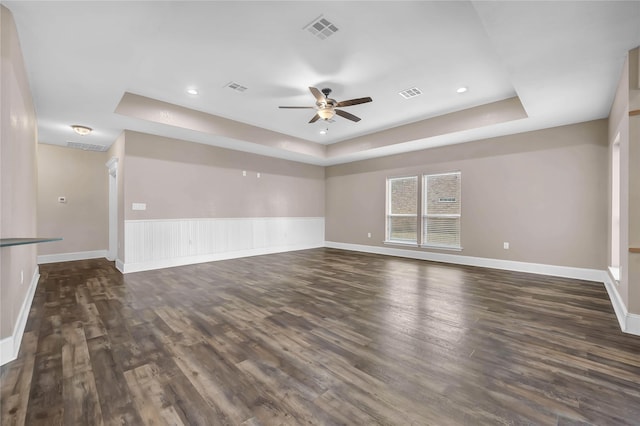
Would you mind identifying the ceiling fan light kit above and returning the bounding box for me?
[317,107,335,120]
[279,86,372,124]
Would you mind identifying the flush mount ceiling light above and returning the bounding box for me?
[71,125,92,136]
[186,88,199,95]
[456,86,468,93]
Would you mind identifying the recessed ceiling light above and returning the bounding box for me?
[71,125,92,136]
[320,129,328,135]
[456,86,468,93]
[186,88,199,95]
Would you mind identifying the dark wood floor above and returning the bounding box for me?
[2,248,640,425]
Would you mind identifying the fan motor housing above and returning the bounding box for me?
[317,98,337,108]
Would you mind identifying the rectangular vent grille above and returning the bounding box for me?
[225,82,248,92]
[304,15,338,40]
[67,142,108,152]
[399,87,422,99]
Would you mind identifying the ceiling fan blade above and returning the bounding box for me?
[309,87,325,103]
[335,109,361,122]
[309,114,321,123]
[336,97,373,107]
[279,106,315,109]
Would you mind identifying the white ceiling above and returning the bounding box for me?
[5,1,640,166]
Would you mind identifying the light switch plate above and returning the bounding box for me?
[132,202,146,211]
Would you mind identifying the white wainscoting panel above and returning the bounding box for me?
[124,217,324,273]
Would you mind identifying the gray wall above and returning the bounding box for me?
[0,6,39,339]
[326,120,608,270]
[37,144,108,255]
[123,131,325,220]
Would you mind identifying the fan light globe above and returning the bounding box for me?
[317,107,335,120]
[71,125,92,136]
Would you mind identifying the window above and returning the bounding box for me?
[386,176,418,243]
[385,172,461,249]
[422,172,461,248]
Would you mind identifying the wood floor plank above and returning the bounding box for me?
[171,343,255,424]
[62,370,104,426]
[87,336,143,426]
[123,363,185,426]
[2,248,640,425]
[0,331,38,426]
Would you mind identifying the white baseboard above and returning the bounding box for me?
[603,272,640,336]
[0,267,40,366]
[325,241,605,282]
[326,241,640,336]
[121,242,323,273]
[115,259,125,273]
[628,313,640,335]
[37,249,108,264]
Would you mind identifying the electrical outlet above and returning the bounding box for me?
[242,170,247,176]
[503,242,510,250]
[257,172,261,178]
[367,232,372,238]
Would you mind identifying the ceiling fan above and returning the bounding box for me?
[279,87,373,123]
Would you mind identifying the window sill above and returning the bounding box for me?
[420,244,463,252]
[384,241,419,247]
[383,241,463,252]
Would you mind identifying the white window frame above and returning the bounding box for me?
[385,176,418,245]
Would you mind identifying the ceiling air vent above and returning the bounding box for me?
[303,15,339,40]
[399,87,422,99]
[225,81,248,92]
[66,142,108,152]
